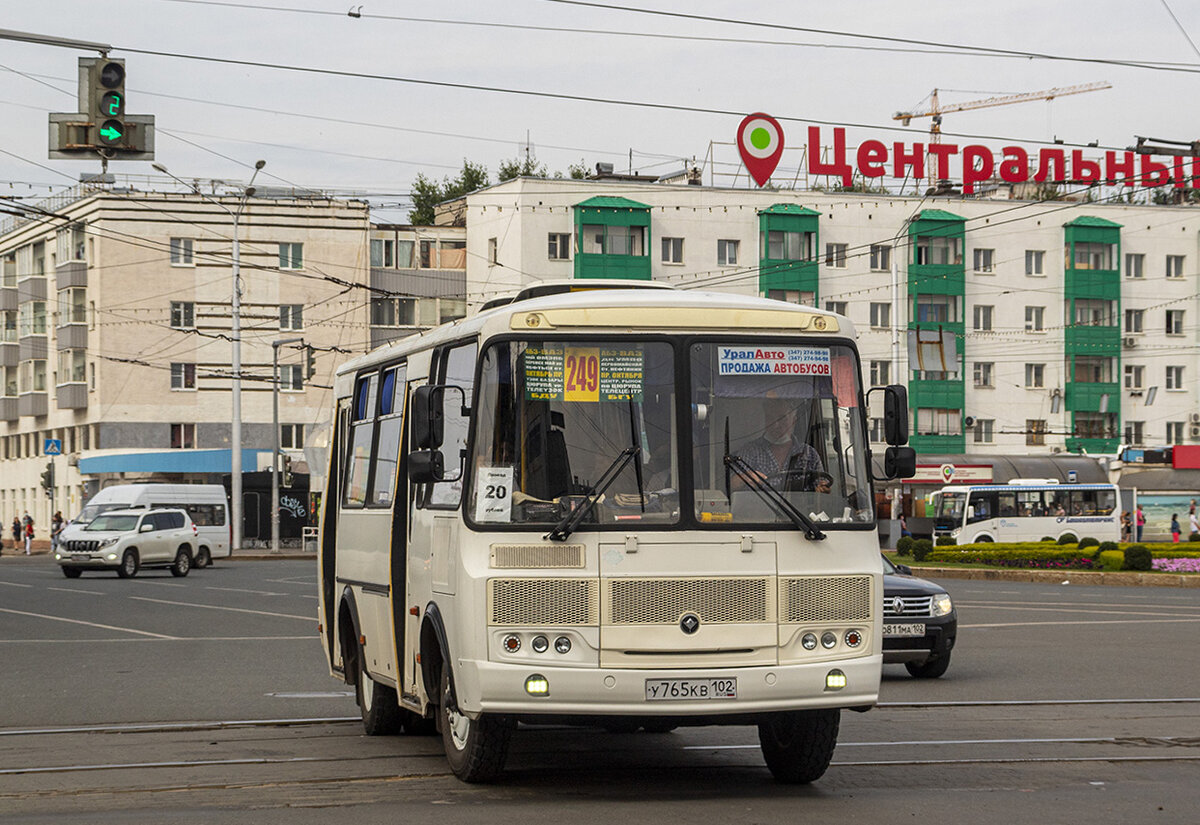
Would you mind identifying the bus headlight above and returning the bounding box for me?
[820,631,837,649]
[531,635,549,653]
[801,633,818,650]
[825,669,847,691]
[554,636,572,654]
[931,594,953,617]
[525,674,549,696]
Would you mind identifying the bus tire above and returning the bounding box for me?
[757,708,840,784]
[356,643,403,736]
[440,667,513,782]
[905,651,951,679]
[195,548,211,569]
[116,549,139,579]
[975,535,994,543]
[61,566,82,578]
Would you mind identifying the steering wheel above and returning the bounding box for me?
[769,469,833,493]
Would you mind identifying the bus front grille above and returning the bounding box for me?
[489,543,585,569]
[488,578,599,626]
[604,577,774,625]
[779,576,873,624]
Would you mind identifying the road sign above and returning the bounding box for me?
[737,112,785,187]
[44,438,62,455]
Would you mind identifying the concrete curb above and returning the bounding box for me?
[914,566,1200,588]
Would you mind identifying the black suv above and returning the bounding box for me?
[882,555,957,678]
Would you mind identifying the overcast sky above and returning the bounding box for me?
[3,0,1199,222]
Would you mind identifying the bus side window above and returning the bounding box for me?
[427,342,478,509]
[1096,489,1115,515]
[370,365,407,507]
[343,373,379,508]
[998,493,1017,516]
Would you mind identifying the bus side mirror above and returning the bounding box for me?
[408,449,444,484]
[883,385,909,446]
[879,446,916,481]
[967,505,975,519]
[412,385,444,449]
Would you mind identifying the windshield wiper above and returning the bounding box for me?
[545,445,641,542]
[724,453,827,541]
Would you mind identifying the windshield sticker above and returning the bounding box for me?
[718,346,831,376]
[474,466,514,523]
[523,346,644,402]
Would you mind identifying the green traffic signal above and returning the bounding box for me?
[101,90,123,118]
[98,119,125,145]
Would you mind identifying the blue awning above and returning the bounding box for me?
[78,449,267,475]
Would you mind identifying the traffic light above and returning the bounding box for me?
[90,58,126,148]
[41,462,54,496]
[306,345,317,380]
[281,454,294,488]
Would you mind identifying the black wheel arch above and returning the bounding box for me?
[337,586,363,685]
[420,601,451,702]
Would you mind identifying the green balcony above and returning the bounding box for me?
[910,433,965,453]
[1066,436,1120,454]
[1064,325,1120,355]
[1064,381,1119,412]
[910,378,965,409]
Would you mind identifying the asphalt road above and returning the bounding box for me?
[2,556,1199,823]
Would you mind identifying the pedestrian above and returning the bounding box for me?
[23,519,33,555]
[1171,514,1181,543]
[9,517,19,553]
[1136,505,1146,542]
[1120,511,1132,543]
[900,513,911,538]
[1190,509,1199,539]
[50,511,64,552]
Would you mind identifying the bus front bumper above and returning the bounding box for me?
[454,656,881,718]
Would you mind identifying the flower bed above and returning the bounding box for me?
[1152,558,1200,573]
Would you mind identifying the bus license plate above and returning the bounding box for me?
[883,623,925,637]
[645,678,737,701]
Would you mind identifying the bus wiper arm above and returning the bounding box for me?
[724,453,826,541]
[545,446,641,542]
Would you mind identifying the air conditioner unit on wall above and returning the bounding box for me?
[1191,424,1200,439]
[1122,336,1138,348]
[1191,413,1200,424]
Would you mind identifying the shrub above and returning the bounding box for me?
[1097,541,1119,552]
[926,548,1096,569]
[1041,536,1056,542]
[1122,544,1153,571]
[1056,533,1078,546]
[912,539,934,562]
[1097,550,1124,571]
[1191,532,1200,542]
[1077,537,1099,550]
[895,536,914,556]
[935,536,957,546]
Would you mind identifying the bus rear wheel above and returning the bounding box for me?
[356,643,403,735]
[194,548,211,569]
[440,667,513,782]
[758,708,840,784]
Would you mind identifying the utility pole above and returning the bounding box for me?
[272,337,305,553]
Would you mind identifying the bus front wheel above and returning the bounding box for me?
[758,708,840,784]
[440,667,513,782]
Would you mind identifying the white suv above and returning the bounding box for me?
[56,509,199,579]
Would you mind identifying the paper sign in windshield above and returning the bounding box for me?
[718,346,831,376]
[523,346,643,402]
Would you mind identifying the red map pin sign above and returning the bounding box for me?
[737,113,784,187]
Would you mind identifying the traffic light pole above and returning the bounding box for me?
[272,337,304,554]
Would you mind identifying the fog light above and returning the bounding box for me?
[554,636,572,654]
[825,669,847,691]
[106,553,117,560]
[531,635,549,653]
[844,629,863,648]
[502,634,521,653]
[54,554,62,561]
[821,631,837,649]
[801,633,818,650]
[525,674,549,696]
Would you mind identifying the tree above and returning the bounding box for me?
[408,159,491,225]
[499,155,548,181]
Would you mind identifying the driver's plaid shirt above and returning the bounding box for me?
[736,437,823,477]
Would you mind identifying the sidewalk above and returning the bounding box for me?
[0,542,313,562]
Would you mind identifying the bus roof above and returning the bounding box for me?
[940,484,1117,492]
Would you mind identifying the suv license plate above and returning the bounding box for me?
[883,623,926,637]
[645,678,736,701]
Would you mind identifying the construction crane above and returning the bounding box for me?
[893,82,1112,187]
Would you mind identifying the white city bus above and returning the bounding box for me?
[932,482,1121,544]
[317,282,914,783]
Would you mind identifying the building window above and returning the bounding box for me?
[766,289,815,306]
[1166,255,1185,279]
[825,243,847,268]
[717,239,739,266]
[916,294,958,323]
[170,423,196,449]
[1,365,16,397]
[170,301,195,329]
[661,237,684,264]
[281,364,304,392]
[972,248,995,273]
[279,304,303,331]
[1167,421,1185,444]
[973,304,993,331]
[1026,419,1046,447]
[487,237,498,265]
[1125,308,1144,333]
[370,238,395,268]
[869,302,890,327]
[58,350,86,384]
[170,362,196,390]
[56,224,86,262]
[279,243,303,270]
[371,296,417,327]
[869,417,885,443]
[548,233,571,260]
[1167,309,1185,335]
[869,244,891,271]
[1074,299,1111,326]
[57,287,87,325]
[870,360,890,386]
[280,423,305,449]
[1025,250,1045,276]
[17,301,47,337]
[1074,357,1113,383]
[580,225,646,257]
[1025,306,1045,331]
[916,408,962,436]
[170,238,194,266]
[973,418,994,443]
[1,309,14,343]
[1124,364,1144,390]
[765,230,812,261]
[1126,252,1144,279]
[1025,363,1045,388]
[1127,420,1145,446]
[824,300,847,315]
[1070,242,1113,270]
[1166,365,1185,390]
[973,362,994,388]
[915,235,962,266]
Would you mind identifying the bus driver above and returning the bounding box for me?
[736,395,831,492]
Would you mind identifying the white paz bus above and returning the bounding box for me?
[318,282,915,783]
[932,481,1121,544]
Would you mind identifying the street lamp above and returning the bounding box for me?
[152,160,266,551]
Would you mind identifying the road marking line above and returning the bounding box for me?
[0,636,315,644]
[203,586,287,596]
[128,596,311,621]
[0,580,34,588]
[0,607,178,639]
[964,617,1200,629]
[47,586,105,596]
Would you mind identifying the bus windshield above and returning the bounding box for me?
[937,491,966,522]
[468,338,873,529]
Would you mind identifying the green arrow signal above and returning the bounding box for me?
[100,124,123,142]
